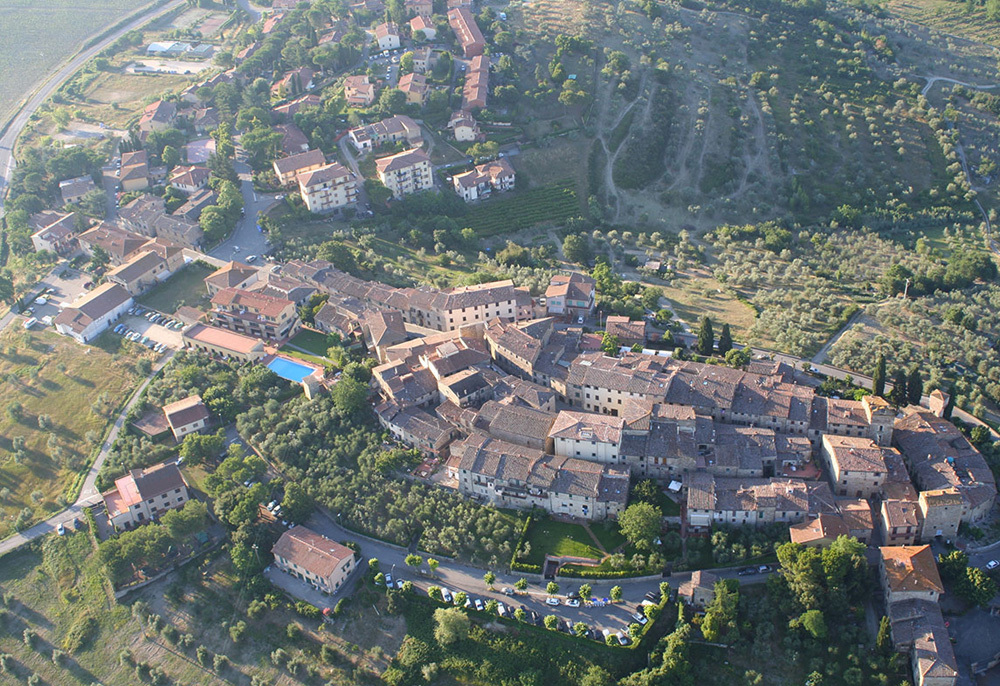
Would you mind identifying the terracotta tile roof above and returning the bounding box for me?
[823,435,889,474]
[274,148,326,176]
[548,410,623,444]
[211,287,294,319]
[205,261,258,289]
[163,395,210,429]
[183,323,265,355]
[375,147,430,174]
[789,513,850,544]
[272,526,354,579]
[880,545,944,595]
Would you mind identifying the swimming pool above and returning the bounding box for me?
[266,356,317,383]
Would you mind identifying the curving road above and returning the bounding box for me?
[0,0,187,214]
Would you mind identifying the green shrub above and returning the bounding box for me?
[295,601,321,619]
[63,613,97,653]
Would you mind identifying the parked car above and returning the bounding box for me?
[474,598,484,611]
[384,574,393,587]
[631,612,649,625]
[247,255,257,263]
[987,559,999,570]
[396,578,405,590]
[56,523,66,536]
[545,597,560,606]
[737,567,758,576]
[501,587,513,596]
[440,588,452,603]
[565,598,580,608]
[758,565,771,573]
[616,632,629,646]
[497,603,508,617]
[645,591,661,603]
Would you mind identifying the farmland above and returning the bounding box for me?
[466,180,581,237]
[0,327,144,540]
[0,0,150,128]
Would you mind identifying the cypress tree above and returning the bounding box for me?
[872,354,886,397]
[717,323,733,356]
[889,369,908,406]
[696,316,714,357]
[944,384,956,419]
[876,615,892,655]
[907,368,923,406]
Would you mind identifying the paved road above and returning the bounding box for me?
[209,160,276,262]
[0,0,187,213]
[0,351,175,558]
[304,510,771,633]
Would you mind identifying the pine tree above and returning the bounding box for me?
[872,354,886,397]
[717,323,733,356]
[906,368,923,406]
[696,316,714,356]
[889,369,908,406]
[944,384,956,419]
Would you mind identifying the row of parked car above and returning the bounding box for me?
[130,306,184,329]
[113,324,170,353]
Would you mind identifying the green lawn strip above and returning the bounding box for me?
[137,262,216,314]
[521,519,603,566]
[286,328,333,357]
[589,521,627,552]
[657,492,681,517]
[277,346,329,367]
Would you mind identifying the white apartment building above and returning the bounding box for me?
[298,163,359,213]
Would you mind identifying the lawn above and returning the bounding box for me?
[521,519,603,566]
[0,0,150,128]
[0,326,144,539]
[285,328,334,357]
[589,520,627,553]
[137,261,216,314]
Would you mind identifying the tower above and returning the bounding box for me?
[863,395,896,446]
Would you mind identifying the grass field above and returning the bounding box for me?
[0,531,403,685]
[521,519,604,566]
[888,0,1000,46]
[656,268,757,340]
[0,0,150,128]
[137,261,216,314]
[0,327,143,539]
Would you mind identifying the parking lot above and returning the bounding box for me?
[113,305,185,351]
[19,267,97,329]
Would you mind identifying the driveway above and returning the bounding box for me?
[209,159,275,262]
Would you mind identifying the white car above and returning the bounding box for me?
[631,612,648,625]
[441,588,453,603]
[385,573,393,587]
[246,255,257,263]
[545,597,560,606]
[987,560,999,570]
[565,598,580,608]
